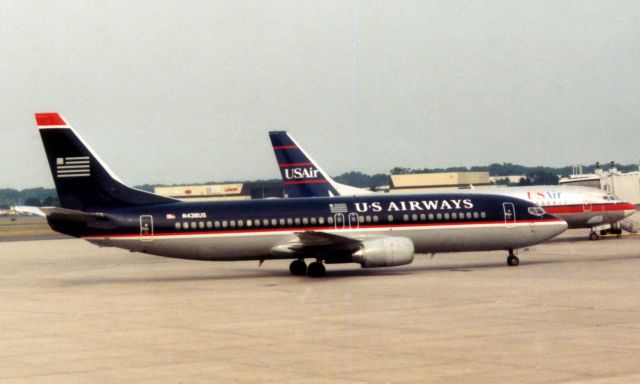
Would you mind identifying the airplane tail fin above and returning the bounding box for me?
[269,131,370,197]
[36,113,178,211]
[269,131,340,197]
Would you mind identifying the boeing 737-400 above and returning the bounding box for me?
[35,113,566,277]
[269,131,635,240]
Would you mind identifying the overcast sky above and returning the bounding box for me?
[2,0,639,189]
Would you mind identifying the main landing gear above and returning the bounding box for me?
[507,249,519,267]
[288,259,326,277]
[289,259,307,276]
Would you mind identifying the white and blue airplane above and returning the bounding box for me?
[35,113,566,277]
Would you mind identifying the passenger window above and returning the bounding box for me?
[215,221,220,228]
[263,219,269,226]
[303,218,309,225]
[403,214,409,222]
[238,220,244,228]
[206,221,212,228]
[412,214,418,221]
[480,212,487,219]
[199,222,204,229]
[319,217,325,225]
[287,218,293,225]
[444,213,450,220]
[254,220,260,227]
[436,213,442,220]
[359,215,365,224]
[271,219,277,226]
[420,214,426,221]
[310,217,317,225]
[473,212,479,219]
[191,222,197,229]
[452,213,457,220]
[373,215,379,223]
[222,221,228,228]
[246,220,252,227]
[388,215,394,222]
[328,216,334,224]
[175,223,181,230]
[366,215,372,223]
[230,220,236,228]
[279,218,285,226]
[428,213,434,221]
[183,222,189,229]
[466,212,472,219]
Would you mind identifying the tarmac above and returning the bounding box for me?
[1,228,640,383]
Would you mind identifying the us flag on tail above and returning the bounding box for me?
[56,156,90,178]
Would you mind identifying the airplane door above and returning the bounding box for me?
[502,202,516,228]
[334,213,345,230]
[348,213,359,229]
[140,215,154,241]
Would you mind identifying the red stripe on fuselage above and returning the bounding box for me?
[273,145,298,150]
[543,202,636,214]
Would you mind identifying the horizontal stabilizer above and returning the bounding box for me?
[41,207,106,223]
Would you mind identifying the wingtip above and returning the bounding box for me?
[35,112,69,128]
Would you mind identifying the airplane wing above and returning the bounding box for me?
[291,231,362,249]
[269,230,386,257]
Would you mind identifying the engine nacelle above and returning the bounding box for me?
[351,237,415,268]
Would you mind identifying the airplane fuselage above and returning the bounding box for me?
[48,193,567,261]
[468,186,636,229]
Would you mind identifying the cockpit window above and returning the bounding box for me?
[528,206,546,216]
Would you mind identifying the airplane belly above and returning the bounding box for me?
[92,234,296,261]
[555,212,595,228]
[378,222,565,253]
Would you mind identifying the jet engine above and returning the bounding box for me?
[351,237,415,268]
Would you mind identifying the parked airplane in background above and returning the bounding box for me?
[463,186,636,239]
[35,113,566,277]
[268,131,636,240]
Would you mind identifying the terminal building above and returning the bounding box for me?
[559,162,640,205]
[155,182,284,201]
[389,172,493,193]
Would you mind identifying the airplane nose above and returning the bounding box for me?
[536,217,568,242]
[621,202,637,219]
[552,220,569,237]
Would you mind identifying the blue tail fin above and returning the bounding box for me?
[36,113,178,211]
[269,131,370,198]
